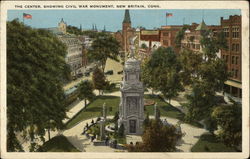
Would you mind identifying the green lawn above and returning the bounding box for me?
[38,135,80,152]
[65,96,120,129]
[191,133,237,152]
[65,94,201,129]
[144,94,184,120]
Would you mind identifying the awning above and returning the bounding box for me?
[225,80,242,89]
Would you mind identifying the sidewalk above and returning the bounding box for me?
[63,99,89,123]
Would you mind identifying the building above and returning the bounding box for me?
[78,35,93,68]
[220,15,242,99]
[140,30,161,50]
[181,20,209,52]
[181,20,221,54]
[118,40,144,135]
[160,25,182,53]
[58,34,83,76]
[47,18,67,35]
[47,19,84,76]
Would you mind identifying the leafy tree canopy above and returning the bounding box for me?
[7,19,70,151]
[78,80,96,107]
[212,102,242,148]
[142,47,183,101]
[88,33,120,72]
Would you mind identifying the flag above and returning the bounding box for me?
[166,13,173,17]
[23,13,32,19]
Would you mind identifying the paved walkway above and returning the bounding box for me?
[19,84,206,152]
[62,115,206,152]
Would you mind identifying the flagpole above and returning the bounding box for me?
[166,16,167,26]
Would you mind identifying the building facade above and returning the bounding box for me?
[160,25,182,53]
[220,15,242,98]
[58,35,83,76]
[181,20,221,54]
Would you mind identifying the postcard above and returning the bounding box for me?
[0,1,249,159]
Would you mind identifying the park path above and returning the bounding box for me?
[19,87,205,152]
[62,115,207,152]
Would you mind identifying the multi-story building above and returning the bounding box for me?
[78,35,93,68]
[160,25,182,53]
[58,35,83,76]
[138,29,161,60]
[181,20,221,54]
[47,19,83,76]
[140,30,161,50]
[220,15,242,99]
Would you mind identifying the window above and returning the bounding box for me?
[192,44,195,49]
[235,56,239,65]
[236,43,240,52]
[223,27,229,37]
[163,40,168,46]
[222,55,225,59]
[235,69,238,78]
[196,44,200,49]
[163,32,169,36]
[232,44,235,51]
[232,56,235,64]
[232,26,240,38]
[231,69,234,77]
[226,55,229,63]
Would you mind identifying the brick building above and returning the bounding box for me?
[220,15,242,98]
[160,25,182,53]
[181,20,221,54]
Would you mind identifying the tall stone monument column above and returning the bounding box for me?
[118,36,144,135]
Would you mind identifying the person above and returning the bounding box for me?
[105,136,109,146]
[91,135,95,142]
[114,140,117,149]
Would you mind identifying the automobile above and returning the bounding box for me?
[77,72,83,78]
[105,70,113,75]
[72,76,77,80]
[84,72,90,77]
[117,70,123,74]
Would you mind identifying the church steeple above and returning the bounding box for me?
[123,9,131,23]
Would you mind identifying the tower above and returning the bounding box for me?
[122,9,132,54]
[58,18,67,34]
[118,36,144,135]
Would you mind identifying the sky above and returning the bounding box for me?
[8,9,241,32]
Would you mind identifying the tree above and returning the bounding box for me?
[211,102,242,148]
[142,47,183,102]
[78,80,95,108]
[127,119,180,152]
[7,19,70,151]
[118,123,125,137]
[179,49,203,86]
[113,111,119,122]
[92,67,107,95]
[141,59,157,95]
[143,112,150,128]
[141,43,148,49]
[88,33,120,72]
[184,29,229,130]
[174,25,189,48]
[67,25,82,35]
[143,120,180,152]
